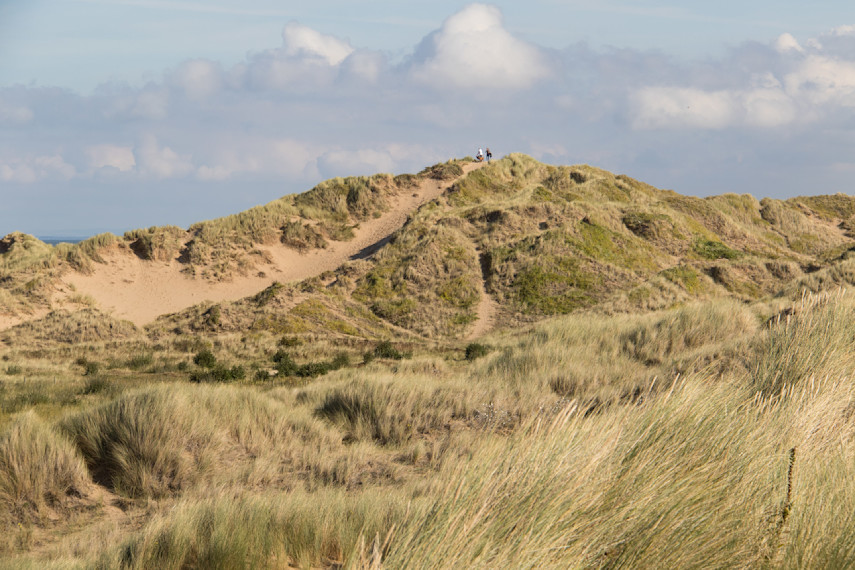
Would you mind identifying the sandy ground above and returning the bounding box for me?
[47,162,496,335]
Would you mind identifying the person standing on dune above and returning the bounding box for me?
[486,148,492,163]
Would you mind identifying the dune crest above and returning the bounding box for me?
[57,162,486,327]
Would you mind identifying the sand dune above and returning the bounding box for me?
[57,162,489,329]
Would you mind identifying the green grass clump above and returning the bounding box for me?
[661,265,703,294]
[465,343,491,361]
[513,262,595,314]
[692,237,741,260]
[372,341,404,360]
[190,364,246,383]
[124,226,184,261]
[0,412,91,526]
[193,349,217,369]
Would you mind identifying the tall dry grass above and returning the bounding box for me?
[5,291,855,567]
[0,411,91,526]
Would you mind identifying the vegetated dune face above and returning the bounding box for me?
[58,163,486,327]
[3,153,855,340]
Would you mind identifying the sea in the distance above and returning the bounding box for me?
[38,237,85,245]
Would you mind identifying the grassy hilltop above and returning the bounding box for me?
[2,155,855,567]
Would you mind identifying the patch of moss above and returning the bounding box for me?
[568,221,659,273]
[250,315,310,334]
[532,186,553,202]
[370,298,417,322]
[437,276,478,308]
[254,282,285,306]
[327,319,360,336]
[513,260,596,315]
[692,238,741,260]
[661,265,703,294]
[789,234,821,255]
[627,286,652,304]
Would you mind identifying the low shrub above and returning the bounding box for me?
[194,349,217,369]
[190,365,246,384]
[465,343,491,361]
[373,341,404,360]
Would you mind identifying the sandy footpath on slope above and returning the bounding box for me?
[59,163,486,327]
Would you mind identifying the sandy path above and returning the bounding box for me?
[55,163,485,328]
[466,248,498,340]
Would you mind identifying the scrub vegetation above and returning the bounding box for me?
[3,155,855,567]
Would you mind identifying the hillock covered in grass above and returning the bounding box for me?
[3,155,855,567]
[141,154,855,339]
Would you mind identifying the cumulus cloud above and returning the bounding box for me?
[829,25,855,36]
[632,87,740,130]
[0,100,34,124]
[135,135,193,179]
[0,155,76,183]
[104,87,170,120]
[86,144,136,172]
[9,6,855,236]
[196,137,320,181]
[783,54,855,106]
[631,82,798,130]
[170,59,223,100]
[630,28,855,130]
[409,3,549,90]
[281,22,354,65]
[775,33,804,54]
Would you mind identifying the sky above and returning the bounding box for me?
[2,1,855,237]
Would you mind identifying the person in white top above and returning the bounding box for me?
[477,148,484,162]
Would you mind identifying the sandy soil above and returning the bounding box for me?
[52,162,490,331]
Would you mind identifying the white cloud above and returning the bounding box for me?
[281,22,354,66]
[829,25,855,37]
[135,135,193,179]
[339,51,385,83]
[0,101,33,124]
[631,84,798,130]
[171,59,222,100]
[106,88,170,120]
[742,87,797,127]
[783,54,855,106]
[631,87,740,129]
[196,138,320,181]
[86,144,136,172]
[775,33,804,54]
[409,4,549,90]
[133,89,170,119]
[0,155,76,183]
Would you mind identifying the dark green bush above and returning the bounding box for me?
[373,341,403,360]
[127,353,154,371]
[189,365,245,383]
[331,352,350,369]
[82,376,113,395]
[193,349,217,369]
[465,343,491,361]
[296,362,332,378]
[83,360,100,376]
[273,351,297,376]
[278,335,302,348]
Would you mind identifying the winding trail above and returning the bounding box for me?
[466,249,499,340]
[44,163,487,328]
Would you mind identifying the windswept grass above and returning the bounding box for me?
[58,384,342,498]
[0,412,91,526]
[5,155,855,567]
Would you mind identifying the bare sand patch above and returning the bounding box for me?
[56,163,486,328]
